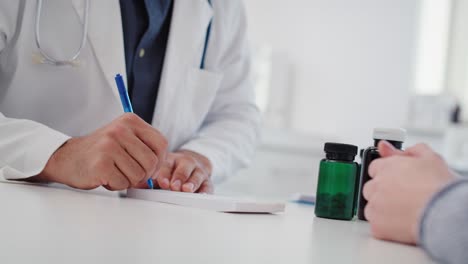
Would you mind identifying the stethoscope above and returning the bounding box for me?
[34,0,212,69]
[34,0,90,67]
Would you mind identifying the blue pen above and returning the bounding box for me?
[114,73,154,189]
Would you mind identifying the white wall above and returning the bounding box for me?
[446,0,468,119]
[244,0,421,146]
[414,0,452,95]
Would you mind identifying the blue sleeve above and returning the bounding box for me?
[419,179,468,264]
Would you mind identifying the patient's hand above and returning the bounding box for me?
[363,141,456,245]
[152,150,213,194]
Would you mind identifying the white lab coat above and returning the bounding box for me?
[0,0,260,183]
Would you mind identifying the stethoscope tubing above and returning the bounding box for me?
[34,0,211,69]
[35,0,90,66]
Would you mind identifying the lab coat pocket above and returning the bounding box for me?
[182,67,223,134]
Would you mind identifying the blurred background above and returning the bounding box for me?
[218,0,468,199]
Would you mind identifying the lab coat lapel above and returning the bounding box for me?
[71,0,126,102]
[153,0,213,131]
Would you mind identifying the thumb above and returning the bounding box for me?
[378,140,405,158]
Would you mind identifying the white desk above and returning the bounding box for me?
[0,182,433,264]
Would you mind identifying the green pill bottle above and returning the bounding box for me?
[315,143,359,220]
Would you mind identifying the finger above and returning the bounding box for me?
[362,179,376,201]
[112,147,148,187]
[171,158,196,192]
[182,169,207,193]
[378,140,405,158]
[368,159,385,178]
[121,114,168,171]
[103,166,131,191]
[133,127,168,169]
[152,179,160,189]
[197,180,214,194]
[364,202,374,222]
[404,143,434,157]
[119,129,159,180]
[156,161,173,190]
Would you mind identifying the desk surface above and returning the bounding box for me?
[0,182,433,264]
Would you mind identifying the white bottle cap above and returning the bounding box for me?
[373,128,407,142]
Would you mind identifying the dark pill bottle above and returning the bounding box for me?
[357,128,407,221]
[315,143,359,220]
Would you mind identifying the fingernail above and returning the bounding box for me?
[172,180,181,190]
[183,182,194,192]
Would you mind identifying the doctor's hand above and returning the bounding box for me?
[363,141,456,245]
[152,150,214,194]
[36,113,168,191]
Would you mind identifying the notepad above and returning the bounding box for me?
[126,189,285,213]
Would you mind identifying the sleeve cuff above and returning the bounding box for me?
[0,125,70,180]
[419,179,468,264]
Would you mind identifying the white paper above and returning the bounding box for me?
[127,189,285,213]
